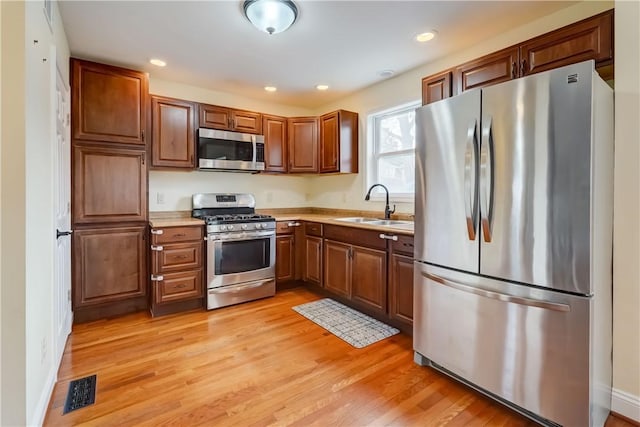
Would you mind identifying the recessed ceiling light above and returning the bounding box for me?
[264,86,277,92]
[416,31,437,43]
[149,58,167,67]
[378,69,395,78]
[316,84,329,91]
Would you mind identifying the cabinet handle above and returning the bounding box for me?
[173,233,186,237]
[174,255,188,259]
[287,222,301,227]
[520,59,527,76]
[151,274,164,281]
[151,245,163,251]
[151,229,164,235]
[141,153,145,165]
[511,61,517,78]
[141,129,145,141]
[175,284,187,289]
[379,233,398,241]
[348,247,353,259]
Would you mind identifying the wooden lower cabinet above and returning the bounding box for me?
[303,235,322,285]
[351,246,387,314]
[389,253,414,327]
[323,240,351,297]
[150,225,204,316]
[276,235,295,282]
[73,225,148,321]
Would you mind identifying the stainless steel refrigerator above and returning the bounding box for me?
[413,60,613,427]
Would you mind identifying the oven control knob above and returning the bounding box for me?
[241,224,248,230]
[255,223,262,229]
[227,225,234,231]
[220,225,227,231]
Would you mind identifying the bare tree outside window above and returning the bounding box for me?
[368,102,420,199]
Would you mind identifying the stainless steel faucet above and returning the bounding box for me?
[365,184,395,219]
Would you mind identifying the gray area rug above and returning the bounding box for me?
[292,298,400,348]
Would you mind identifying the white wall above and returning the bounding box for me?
[149,79,314,212]
[612,0,640,421]
[1,0,70,425]
[1,2,27,425]
[307,1,614,215]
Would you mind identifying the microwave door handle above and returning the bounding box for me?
[252,138,256,163]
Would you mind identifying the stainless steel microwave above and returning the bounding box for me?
[197,128,265,172]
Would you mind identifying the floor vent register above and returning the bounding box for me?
[63,374,97,414]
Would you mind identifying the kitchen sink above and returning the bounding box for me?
[367,219,412,226]
[334,217,379,223]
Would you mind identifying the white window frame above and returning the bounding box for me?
[366,100,421,203]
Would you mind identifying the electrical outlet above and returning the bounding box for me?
[41,337,47,364]
[156,192,165,204]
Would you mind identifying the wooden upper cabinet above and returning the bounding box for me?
[422,70,453,105]
[319,110,358,174]
[73,145,147,223]
[151,95,195,169]
[520,9,613,77]
[199,103,262,134]
[456,46,519,94]
[288,117,319,173]
[73,225,147,308]
[71,58,148,145]
[263,114,288,173]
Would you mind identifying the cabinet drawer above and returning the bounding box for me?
[153,242,203,272]
[304,222,323,237]
[154,270,203,304]
[276,220,301,235]
[391,235,414,256]
[151,226,203,244]
[324,224,386,250]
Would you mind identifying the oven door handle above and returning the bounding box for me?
[208,231,275,242]
[209,280,272,293]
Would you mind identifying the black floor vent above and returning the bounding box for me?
[63,374,96,414]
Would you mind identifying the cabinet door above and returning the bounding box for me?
[456,46,519,93]
[389,253,414,326]
[233,110,262,134]
[72,59,147,145]
[323,240,351,297]
[263,114,288,172]
[422,70,453,105]
[520,10,613,76]
[276,235,295,282]
[288,117,318,173]
[153,270,203,305]
[151,96,195,168]
[351,245,387,314]
[73,145,147,223]
[319,111,339,173]
[199,104,231,130]
[304,236,322,285]
[73,225,147,307]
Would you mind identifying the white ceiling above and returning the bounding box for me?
[59,1,577,109]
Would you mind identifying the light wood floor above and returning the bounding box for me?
[45,287,633,426]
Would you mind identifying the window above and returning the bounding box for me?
[367,101,420,200]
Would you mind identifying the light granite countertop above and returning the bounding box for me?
[149,210,414,236]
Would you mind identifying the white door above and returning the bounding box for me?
[53,57,72,364]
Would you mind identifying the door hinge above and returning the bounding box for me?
[150,274,164,281]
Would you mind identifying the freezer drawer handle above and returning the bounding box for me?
[480,117,494,242]
[464,120,478,241]
[422,271,570,312]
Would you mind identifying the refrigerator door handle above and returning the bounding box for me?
[480,117,494,242]
[422,271,571,312]
[464,120,478,241]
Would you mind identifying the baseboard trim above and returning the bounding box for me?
[612,388,640,424]
[30,368,56,427]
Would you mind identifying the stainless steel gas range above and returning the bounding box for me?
[192,193,275,310]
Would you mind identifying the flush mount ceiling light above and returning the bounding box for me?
[315,84,329,91]
[243,0,298,35]
[264,86,277,92]
[416,31,437,42]
[149,58,166,67]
